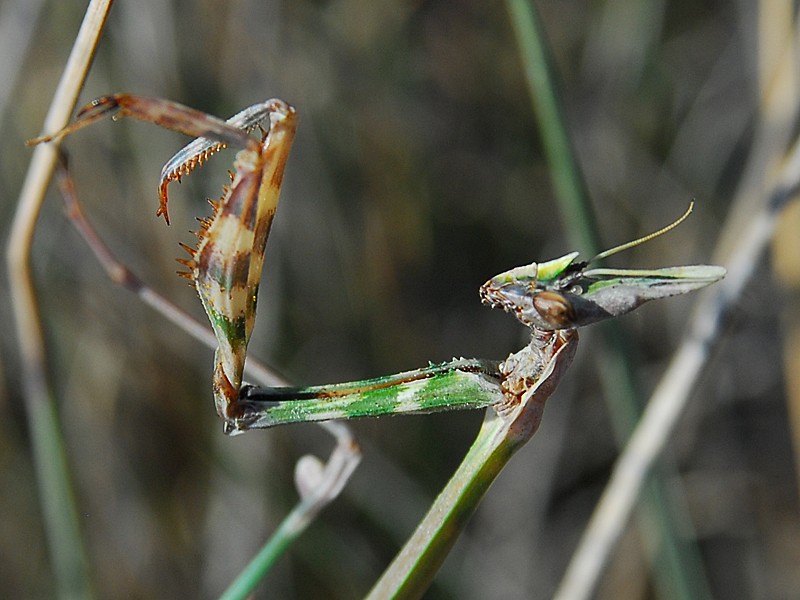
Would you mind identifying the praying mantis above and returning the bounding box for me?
[32,93,725,597]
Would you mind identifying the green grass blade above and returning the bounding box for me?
[218,423,361,600]
[27,394,93,600]
[367,330,576,599]
[505,0,600,254]
[366,411,515,600]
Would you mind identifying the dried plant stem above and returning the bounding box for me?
[6,1,114,597]
[554,132,800,600]
[554,7,800,596]
[506,2,711,598]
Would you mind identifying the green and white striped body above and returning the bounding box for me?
[236,359,502,429]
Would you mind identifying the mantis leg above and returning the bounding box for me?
[33,94,285,223]
[53,154,361,567]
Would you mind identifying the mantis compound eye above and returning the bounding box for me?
[532,291,577,328]
[568,284,584,295]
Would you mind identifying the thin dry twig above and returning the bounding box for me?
[6,1,114,595]
[55,150,361,598]
[554,9,800,597]
[554,113,800,600]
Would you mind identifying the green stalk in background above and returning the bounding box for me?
[505,1,713,599]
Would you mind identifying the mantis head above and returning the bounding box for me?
[480,204,726,331]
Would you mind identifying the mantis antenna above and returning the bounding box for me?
[590,201,694,263]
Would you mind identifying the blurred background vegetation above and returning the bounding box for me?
[2,1,799,598]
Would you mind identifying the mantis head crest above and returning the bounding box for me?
[480,202,726,331]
